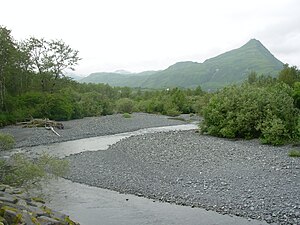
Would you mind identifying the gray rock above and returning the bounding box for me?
[65,129,299,225]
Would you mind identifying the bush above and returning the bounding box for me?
[201,83,299,145]
[116,98,135,113]
[0,133,15,150]
[293,82,300,109]
[288,149,300,157]
[41,94,73,121]
[0,153,69,188]
[123,113,132,118]
[163,102,181,116]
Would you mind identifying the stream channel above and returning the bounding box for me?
[22,124,268,225]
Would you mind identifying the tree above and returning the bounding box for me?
[0,26,20,110]
[47,39,81,80]
[293,82,300,109]
[247,71,258,84]
[278,64,300,87]
[24,38,81,91]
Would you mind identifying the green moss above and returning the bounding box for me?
[0,215,6,222]
[65,216,75,225]
[31,216,40,225]
[31,197,45,204]
[1,206,18,213]
[41,206,52,215]
[14,213,23,223]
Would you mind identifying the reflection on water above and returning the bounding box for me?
[31,178,267,225]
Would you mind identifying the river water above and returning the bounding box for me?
[26,124,267,225]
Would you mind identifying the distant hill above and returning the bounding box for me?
[66,73,85,81]
[80,71,157,87]
[80,39,283,90]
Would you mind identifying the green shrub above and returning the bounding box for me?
[288,149,300,157]
[163,102,181,116]
[0,133,15,150]
[0,153,69,188]
[116,98,134,113]
[293,82,300,109]
[41,94,73,121]
[258,115,289,145]
[123,113,132,118]
[201,83,299,145]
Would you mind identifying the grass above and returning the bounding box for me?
[288,149,300,157]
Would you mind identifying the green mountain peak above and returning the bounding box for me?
[81,39,284,90]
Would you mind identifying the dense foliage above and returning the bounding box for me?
[0,26,208,125]
[201,72,300,145]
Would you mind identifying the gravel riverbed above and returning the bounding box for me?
[66,130,299,225]
[0,113,190,148]
[1,113,299,224]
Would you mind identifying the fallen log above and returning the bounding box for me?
[20,118,64,129]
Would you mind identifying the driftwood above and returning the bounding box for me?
[45,126,61,136]
[19,118,64,129]
[18,118,63,137]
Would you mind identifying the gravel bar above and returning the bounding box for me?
[0,113,190,148]
[66,130,300,225]
[1,113,299,224]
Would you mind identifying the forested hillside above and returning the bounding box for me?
[81,39,284,90]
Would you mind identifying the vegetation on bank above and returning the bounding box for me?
[0,132,69,189]
[1,26,298,225]
[0,25,300,147]
[0,153,69,188]
[201,69,300,145]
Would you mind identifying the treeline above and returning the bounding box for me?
[0,26,209,126]
[1,26,300,145]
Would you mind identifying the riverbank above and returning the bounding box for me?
[66,130,299,225]
[1,113,299,224]
[0,184,79,225]
[1,113,194,148]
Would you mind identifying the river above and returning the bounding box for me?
[26,124,267,225]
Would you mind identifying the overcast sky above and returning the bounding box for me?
[1,0,300,75]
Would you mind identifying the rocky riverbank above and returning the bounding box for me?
[1,113,299,224]
[0,184,79,225]
[1,113,191,148]
[66,130,300,225]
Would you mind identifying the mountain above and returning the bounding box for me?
[80,39,283,90]
[80,70,157,87]
[66,73,85,81]
[114,69,132,74]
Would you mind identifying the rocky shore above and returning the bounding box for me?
[0,184,79,225]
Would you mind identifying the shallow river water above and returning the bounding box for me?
[27,124,268,225]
